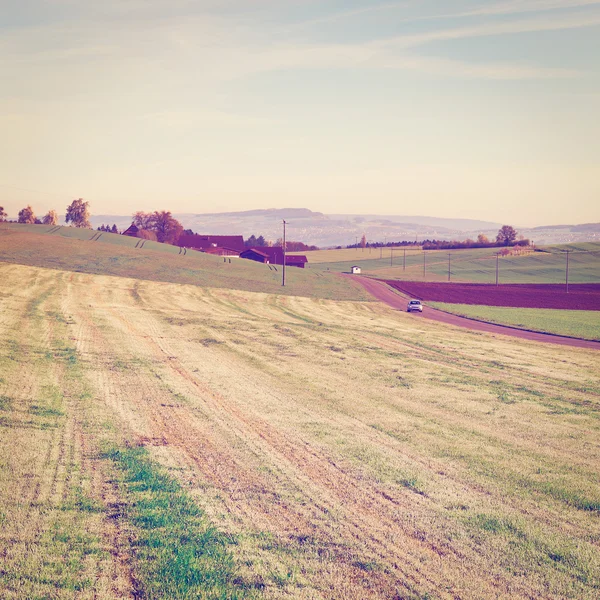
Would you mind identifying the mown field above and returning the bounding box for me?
[1,259,599,599]
[430,303,600,341]
[0,224,371,302]
[304,244,600,285]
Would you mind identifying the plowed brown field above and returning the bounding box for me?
[1,263,599,599]
[383,281,600,310]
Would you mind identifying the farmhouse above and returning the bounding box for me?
[178,234,245,257]
[122,223,140,237]
[286,255,308,268]
[240,247,308,268]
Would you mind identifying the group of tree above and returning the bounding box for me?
[345,226,527,251]
[97,224,119,233]
[421,227,528,250]
[273,239,319,251]
[132,211,183,244]
[346,240,420,249]
[6,199,90,228]
[244,234,268,247]
[14,205,59,225]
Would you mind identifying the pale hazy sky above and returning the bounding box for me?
[1,0,599,226]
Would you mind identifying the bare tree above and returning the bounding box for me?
[0,206,7,222]
[18,205,36,224]
[42,210,59,225]
[496,225,517,246]
[65,198,91,228]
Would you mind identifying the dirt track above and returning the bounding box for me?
[351,276,600,350]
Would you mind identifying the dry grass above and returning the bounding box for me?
[0,268,133,599]
[1,262,599,598]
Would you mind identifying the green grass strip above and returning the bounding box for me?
[429,303,600,341]
[106,445,256,600]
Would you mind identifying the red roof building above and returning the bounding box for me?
[240,247,308,268]
[122,223,140,237]
[178,234,245,256]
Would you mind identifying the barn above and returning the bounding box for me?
[240,247,308,268]
[351,266,361,274]
[239,248,271,264]
[178,234,245,257]
[286,255,308,268]
[122,223,140,237]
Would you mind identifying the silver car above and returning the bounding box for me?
[407,299,423,313]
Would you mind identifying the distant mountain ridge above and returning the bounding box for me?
[87,209,600,247]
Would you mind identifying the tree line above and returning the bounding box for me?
[242,234,318,251]
[421,226,529,250]
[97,224,119,233]
[1,199,91,228]
[346,226,528,251]
[0,202,315,251]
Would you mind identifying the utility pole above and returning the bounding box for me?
[495,252,499,286]
[282,220,287,287]
[390,247,393,267]
[566,250,570,293]
[448,253,451,282]
[403,247,406,271]
[423,251,426,279]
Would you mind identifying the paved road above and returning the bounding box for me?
[349,275,600,350]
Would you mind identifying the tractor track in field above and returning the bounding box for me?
[56,273,560,600]
[3,265,599,599]
[66,279,444,598]
[350,276,600,350]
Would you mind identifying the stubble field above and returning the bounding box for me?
[1,262,599,599]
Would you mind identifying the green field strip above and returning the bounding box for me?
[429,303,600,341]
[106,445,258,600]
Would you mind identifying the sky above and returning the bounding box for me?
[1,0,599,226]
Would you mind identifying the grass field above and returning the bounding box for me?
[430,303,600,341]
[302,244,600,284]
[1,261,599,599]
[0,224,371,302]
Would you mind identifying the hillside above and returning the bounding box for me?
[304,244,600,284]
[0,223,370,302]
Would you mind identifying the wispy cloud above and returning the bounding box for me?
[292,0,600,30]
[466,0,600,17]
[375,55,579,79]
[1,1,597,86]
[292,1,416,28]
[375,10,600,49]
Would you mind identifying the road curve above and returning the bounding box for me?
[348,275,600,350]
